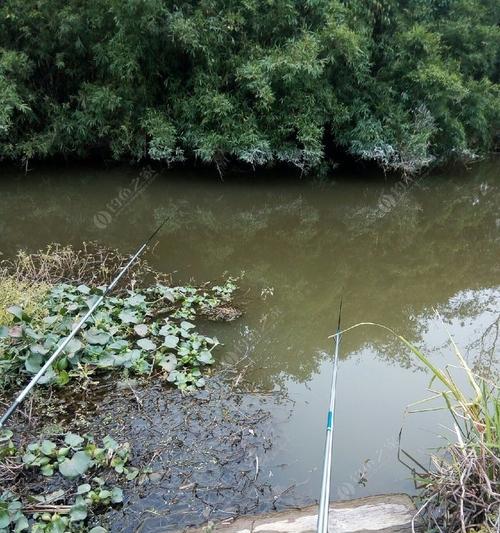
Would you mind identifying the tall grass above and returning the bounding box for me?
[335,320,499,532]
[0,277,49,325]
[0,242,170,292]
[0,242,170,325]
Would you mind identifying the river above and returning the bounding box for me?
[0,159,498,522]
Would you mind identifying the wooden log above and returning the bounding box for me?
[181,494,418,533]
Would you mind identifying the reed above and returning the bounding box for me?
[335,320,499,532]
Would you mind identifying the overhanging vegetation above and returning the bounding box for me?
[0,0,498,172]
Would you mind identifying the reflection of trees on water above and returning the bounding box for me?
[466,314,499,376]
[154,174,498,387]
[1,163,498,388]
[436,288,499,377]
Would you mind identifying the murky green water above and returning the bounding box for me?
[1,160,498,506]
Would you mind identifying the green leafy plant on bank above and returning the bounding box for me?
[21,432,137,481]
[0,432,135,532]
[0,278,237,391]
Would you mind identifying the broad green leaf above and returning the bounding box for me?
[64,338,83,355]
[77,284,91,294]
[40,440,56,455]
[111,487,123,503]
[125,294,146,307]
[31,344,49,355]
[77,483,91,494]
[84,328,111,345]
[69,496,88,522]
[14,514,29,531]
[156,285,175,302]
[22,452,36,465]
[42,315,59,326]
[0,510,10,528]
[58,451,92,478]
[108,339,128,351]
[134,324,148,337]
[57,447,70,458]
[0,429,13,442]
[125,467,139,480]
[137,338,156,351]
[163,335,179,348]
[64,433,84,448]
[47,515,68,533]
[118,310,139,324]
[8,500,21,513]
[181,321,195,331]
[197,351,214,364]
[158,324,173,336]
[24,354,42,374]
[41,464,54,476]
[159,354,177,372]
[56,370,70,386]
[7,305,23,321]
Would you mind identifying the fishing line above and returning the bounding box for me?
[0,216,170,429]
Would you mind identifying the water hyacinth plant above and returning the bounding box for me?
[0,432,134,532]
[0,278,238,392]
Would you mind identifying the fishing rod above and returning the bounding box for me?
[0,217,169,429]
[317,298,343,533]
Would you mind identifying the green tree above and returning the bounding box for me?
[0,0,498,172]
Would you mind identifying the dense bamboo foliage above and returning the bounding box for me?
[0,0,498,172]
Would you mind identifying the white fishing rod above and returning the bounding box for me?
[0,217,169,429]
[317,298,343,533]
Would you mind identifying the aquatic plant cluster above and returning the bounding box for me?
[0,244,246,531]
[1,430,136,532]
[0,279,237,391]
[0,0,498,171]
[376,324,499,532]
[411,347,499,532]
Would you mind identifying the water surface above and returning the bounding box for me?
[0,160,498,507]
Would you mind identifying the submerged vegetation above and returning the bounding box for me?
[0,0,498,172]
